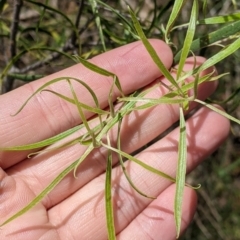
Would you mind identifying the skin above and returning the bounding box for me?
[0,39,230,240]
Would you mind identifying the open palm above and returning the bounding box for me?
[0,40,229,240]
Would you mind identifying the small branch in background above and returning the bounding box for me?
[197,204,226,240]
[3,0,23,93]
[16,41,76,74]
[10,0,22,58]
[2,1,96,86]
[15,15,95,75]
[70,0,85,46]
[2,0,90,87]
[194,212,212,239]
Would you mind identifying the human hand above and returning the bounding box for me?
[0,40,230,239]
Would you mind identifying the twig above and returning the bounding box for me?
[194,212,212,239]
[71,0,85,46]
[2,0,89,86]
[15,15,95,75]
[17,41,75,74]
[10,0,22,58]
[197,204,226,240]
[199,188,222,221]
[3,0,23,93]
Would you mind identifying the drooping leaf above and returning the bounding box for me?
[177,0,198,80]
[116,119,155,199]
[105,136,116,240]
[194,99,240,125]
[42,89,108,115]
[0,124,83,151]
[0,158,82,226]
[102,142,176,183]
[174,107,187,238]
[199,12,240,24]
[128,7,182,94]
[198,36,240,72]
[74,56,124,96]
[67,79,98,147]
[174,20,240,63]
[165,0,187,42]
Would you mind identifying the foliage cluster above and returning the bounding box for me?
[0,0,240,239]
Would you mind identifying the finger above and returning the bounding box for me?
[8,58,216,208]
[47,106,230,239]
[9,57,217,208]
[0,167,50,239]
[0,39,173,167]
[117,185,197,240]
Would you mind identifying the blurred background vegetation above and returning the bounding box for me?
[0,0,240,239]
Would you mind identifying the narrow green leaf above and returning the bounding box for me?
[175,107,187,238]
[0,125,83,151]
[192,72,200,101]
[119,70,222,112]
[1,139,95,226]
[26,121,106,158]
[118,158,156,199]
[67,77,104,127]
[75,56,113,77]
[199,12,240,24]
[174,20,240,63]
[75,56,125,117]
[11,77,70,116]
[105,137,116,240]
[176,70,224,92]
[165,0,187,41]
[194,99,240,125]
[128,7,182,94]
[71,78,103,112]
[177,0,198,80]
[67,79,98,147]
[96,0,134,33]
[74,56,124,95]
[101,142,176,183]
[117,119,155,199]
[119,96,190,111]
[10,76,101,116]
[26,138,85,158]
[198,36,240,72]
[0,159,78,226]
[173,12,240,32]
[42,90,108,115]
